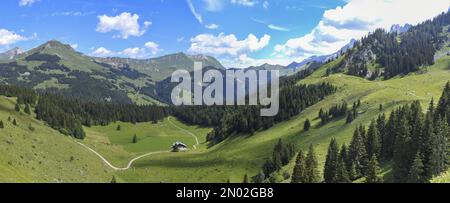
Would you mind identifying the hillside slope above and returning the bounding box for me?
[102,54,449,183]
[0,96,112,182]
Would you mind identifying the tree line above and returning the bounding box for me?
[173,82,336,144]
[322,82,450,183]
[331,11,449,80]
[0,84,168,139]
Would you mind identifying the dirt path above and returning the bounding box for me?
[76,117,200,170]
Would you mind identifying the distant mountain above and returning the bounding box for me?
[390,23,412,34]
[0,40,227,105]
[0,47,24,61]
[287,39,357,71]
[94,52,225,82]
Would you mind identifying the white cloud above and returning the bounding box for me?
[70,44,78,49]
[91,41,163,59]
[0,29,26,46]
[19,0,39,7]
[96,12,151,39]
[187,0,203,24]
[144,41,162,55]
[120,47,147,58]
[268,24,289,32]
[231,0,257,7]
[204,0,225,11]
[220,54,296,68]
[275,0,450,59]
[91,47,114,57]
[188,33,271,57]
[205,24,219,29]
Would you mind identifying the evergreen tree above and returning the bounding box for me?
[304,119,311,131]
[365,155,383,183]
[111,176,117,183]
[305,144,320,183]
[407,152,426,183]
[253,171,265,183]
[117,125,121,131]
[324,138,339,183]
[7,116,11,122]
[243,174,249,183]
[12,119,17,126]
[14,103,20,112]
[392,114,412,182]
[348,128,368,178]
[0,120,3,129]
[24,104,31,115]
[132,134,138,143]
[366,120,381,159]
[291,150,306,183]
[427,117,448,177]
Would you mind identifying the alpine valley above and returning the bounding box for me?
[1,5,450,184]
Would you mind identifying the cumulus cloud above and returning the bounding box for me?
[144,41,162,55]
[275,0,450,59]
[0,29,26,46]
[91,47,114,57]
[120,47,148,58]
[188,33,271,57]
[91,41,162,58]
[19,0,39,7]
[231,0,257,7]
[96,12,151,39]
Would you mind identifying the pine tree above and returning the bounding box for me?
[291,150,306,183]
[407,152,426,183]
[24,104,31,114]
[14,103,20,112]
[336,144,351,182]
[305,144,320,183]
[111,176,117,183]
[132,134,138,143]
[427,117,448,177]
[393,115,412,182]
[366,120,381,159]
[12,119,17,126]
[0,120,3,129]
[348,128,368,178]
[254,171,265,183]
[324,138,339,183]
[117,125,121,131]
[7,116,11,122]
[243,174,249,183]
[365,155,383,183]
[304,119,311,131]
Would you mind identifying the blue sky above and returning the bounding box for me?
[1,0,449,67]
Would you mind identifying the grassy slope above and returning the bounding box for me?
[106,55,449,183]
[0,96,112,183]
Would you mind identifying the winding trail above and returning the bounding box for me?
[76,117,200,170]
[167,117,200,149]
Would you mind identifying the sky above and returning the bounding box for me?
[0,0,449,68]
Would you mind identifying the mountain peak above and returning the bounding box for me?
[0,47,24,60]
